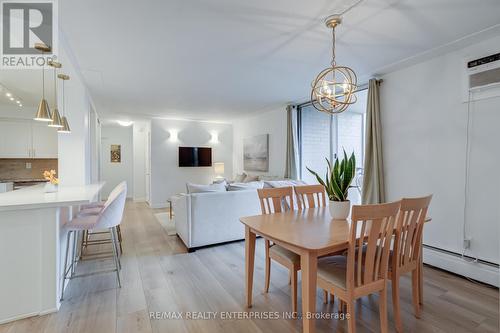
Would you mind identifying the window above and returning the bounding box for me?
[298,89,367,184]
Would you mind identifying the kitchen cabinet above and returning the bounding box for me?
[0,119,58,158]
[31,122,58,158]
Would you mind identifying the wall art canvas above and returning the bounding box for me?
[110,144,121,163]
[243,134,269,172]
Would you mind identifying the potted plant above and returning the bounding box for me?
[43,169,59,193]
[307,150,356,219]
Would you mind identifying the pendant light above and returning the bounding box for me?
[48,60,63,128]
[57,74,71,134]
[34,43,52,121]
[311,15,357,114]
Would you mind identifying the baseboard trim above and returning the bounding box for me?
[423,246,499,287]
[133,197,147,202]
[0,311,42,325]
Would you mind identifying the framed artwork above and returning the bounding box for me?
[110,144,121,163]
[243,134,269,172]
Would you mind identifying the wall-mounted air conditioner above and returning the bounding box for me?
[463,52,500,102]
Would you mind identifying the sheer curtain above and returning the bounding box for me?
[284,105,299,179]
[362,79,386,204]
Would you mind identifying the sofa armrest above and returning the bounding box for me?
[171,194,191,248]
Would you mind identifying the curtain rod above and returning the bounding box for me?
[293,78,382,108]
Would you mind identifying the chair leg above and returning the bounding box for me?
[346,300,356,333]
[264,240,271,293]
[412,269,421,318]
[379,289,388,333]
[117,225,123,254]
[291,267,298,314]
[392,277,403,333]
[323,290,328,304]
[60,231,71,301]
[330,293,335,304]
[110,227,121,288]
[71,230,78,277]
[112,227,121,269]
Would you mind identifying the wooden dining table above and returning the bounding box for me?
[240,206,429,333]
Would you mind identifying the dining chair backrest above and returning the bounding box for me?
[348,201,401,290]
[294,184,327,209]
[95,185,127,229]
[393,195,432,272]
[104,181,127,208]
[257,187,294,214]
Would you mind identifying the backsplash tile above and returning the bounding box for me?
[0,159,58,181]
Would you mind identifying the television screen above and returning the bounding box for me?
[178,147,212,167]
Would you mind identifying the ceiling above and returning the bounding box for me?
[2,0,500,121]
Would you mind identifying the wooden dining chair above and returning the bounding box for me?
[390,195,432,333]
[257,187,300,313]
[294,184,327,210]
[317,201,401,333]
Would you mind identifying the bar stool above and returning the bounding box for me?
[60,186,127,301]
[79,182,126,255]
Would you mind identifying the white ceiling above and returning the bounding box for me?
[2,0,500,121]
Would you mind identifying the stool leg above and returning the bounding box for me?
[110,227,121,287]
[71,230,78,277]
[80,230,86,256]
[60,230,72,301]
[112,227,121,269]
[117,225,123,254]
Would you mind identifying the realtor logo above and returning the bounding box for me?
[0,0,58,68]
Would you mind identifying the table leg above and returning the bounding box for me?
[245,226,256,308]
[301,251,318,333]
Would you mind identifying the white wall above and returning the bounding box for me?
[100,125,134,198]
[133,120,150,201]
[150,118,233,208]
[380,35,500,282]
[232,107,287,178]
[57,38,96,186]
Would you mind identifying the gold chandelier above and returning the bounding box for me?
[311,15,357,114]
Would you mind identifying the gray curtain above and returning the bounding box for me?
[284,105,299,179]
[362,79,386,204]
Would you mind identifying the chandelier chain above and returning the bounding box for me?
[331,27,336,67]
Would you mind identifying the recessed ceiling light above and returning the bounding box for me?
[9,97,14,101]
[5,92,11,97]
[16,100,20,104]
[117,120,133,127]
[19,104,22,107]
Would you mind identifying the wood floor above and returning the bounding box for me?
[1,201,498,333]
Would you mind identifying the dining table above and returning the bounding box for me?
[240,206,429,333]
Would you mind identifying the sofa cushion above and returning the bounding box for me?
[227,181,264,191]
[186,182,227,194]
[243,174,260,182]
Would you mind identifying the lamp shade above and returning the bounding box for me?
[34,98,52,121]
[48,107,63,127]
[214,162,225,176]
[58,116,71,133]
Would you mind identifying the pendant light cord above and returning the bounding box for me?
[331,26,336,66]
[62,79,65,116]
[42,58,45,99]
[53,66,57,106]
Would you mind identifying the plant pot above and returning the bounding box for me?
[44,183,58,193]
[329,200,350,220]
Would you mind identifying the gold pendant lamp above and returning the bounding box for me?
[48,60,63,128]
[34,43,52,122]
[311,15,357,114]
[57,74,71,134]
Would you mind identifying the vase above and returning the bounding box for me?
[44,183,58,193]
[328,200,350,220]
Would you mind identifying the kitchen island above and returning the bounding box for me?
[0,182,104,324]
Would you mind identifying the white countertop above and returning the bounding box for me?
[0,182,105,212]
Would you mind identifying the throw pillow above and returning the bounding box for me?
[227,181,264,191]
[186,182,227,194]
[233,173,247,183]
[243,174,259,182]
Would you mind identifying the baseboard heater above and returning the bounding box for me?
[423,244,499,268]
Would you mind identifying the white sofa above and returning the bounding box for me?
[171,190,261,251]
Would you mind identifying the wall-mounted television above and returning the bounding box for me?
[178,147,212,167]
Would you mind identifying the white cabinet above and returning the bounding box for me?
[0,119,58,158]
[31,123,58,158]
[0,121,32,158]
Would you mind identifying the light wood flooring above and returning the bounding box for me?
[0,201,498,333]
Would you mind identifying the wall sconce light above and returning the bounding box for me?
[169,129,179,142]
[210,131,219,144]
